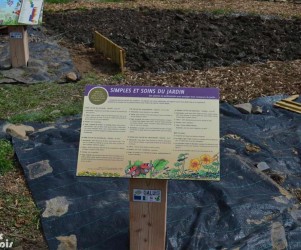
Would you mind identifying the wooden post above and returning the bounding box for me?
[129,179,168,250]
[120,49,124,73]
[8,26,29,68]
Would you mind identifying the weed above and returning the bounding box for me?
[111,73,125,82]
[0,139,14,175]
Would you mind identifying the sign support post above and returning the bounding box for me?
[8,25,29,68]
[129,179,168,250]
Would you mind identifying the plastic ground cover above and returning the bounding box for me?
[11,95,301,249]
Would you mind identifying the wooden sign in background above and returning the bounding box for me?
[0,0,44,68]
[8,26,29,67]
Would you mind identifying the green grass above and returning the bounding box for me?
[210,8,233,15]
[0,81,87,123]
[0,139,14,175]
[0,72,120,123]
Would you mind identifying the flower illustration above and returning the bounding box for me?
[200,154,213,165]
[189,158,201,172]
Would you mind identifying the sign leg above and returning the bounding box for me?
[129,179,168,250]
[8,25,29,68]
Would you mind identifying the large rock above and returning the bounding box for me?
[6,124,34,140]
[66,72,78,82]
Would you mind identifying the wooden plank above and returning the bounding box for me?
[282,99,301,107]
[120,49,125,72]
[94,31,125,71]
[274,102,301,114]
[129,179,167,250]
[8,26,29,67]
[285,95,299,101]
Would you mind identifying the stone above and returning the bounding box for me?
[6,124,34,140]
[37,126,56,133]
[66,72,78,82]
[42,196,71,218]
[234,103,252,114]
[252,105,263,114]
[245,143,261,153]
[26,160,53,180]
[271,222,287,250]
[56,235,77,250]
[256,162,270,171]
[224,148,237,154]
[0,121,11,133]
[290,206,301,223]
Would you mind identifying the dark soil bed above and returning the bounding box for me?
[44,8,301,73]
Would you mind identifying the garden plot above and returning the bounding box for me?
[45,8,301,73]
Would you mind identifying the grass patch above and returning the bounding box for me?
[210,8,233,15]
[0,73,110,123]
[0,140,14,175]
[111,73,125,82]
[0,81,87,123]
[0,72,110,123]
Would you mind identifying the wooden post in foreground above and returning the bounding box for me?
[8,26,29,68]
[129,179,168,250]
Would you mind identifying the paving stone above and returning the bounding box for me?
[234,103,253,114]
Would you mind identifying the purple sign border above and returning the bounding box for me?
[85,85,219,99]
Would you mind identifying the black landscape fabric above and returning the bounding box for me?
[12,96,301,249]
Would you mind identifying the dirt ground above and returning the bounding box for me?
[44,5,301,103]
[45,9,301,73]
[0,169,48,249]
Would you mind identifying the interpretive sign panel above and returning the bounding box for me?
[0,0,43,25]
[77,85,220,181]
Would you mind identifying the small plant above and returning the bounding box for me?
[0,139,15,175]
[111,73,125,82]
